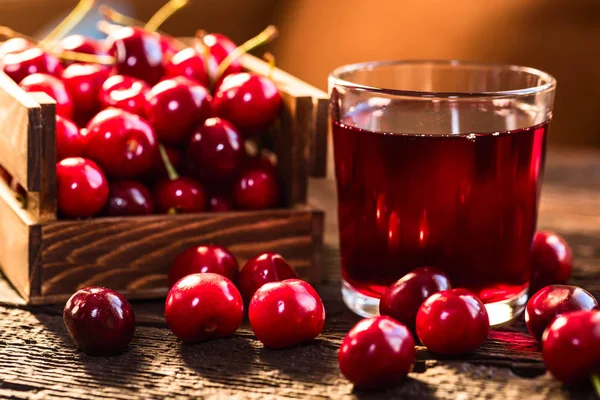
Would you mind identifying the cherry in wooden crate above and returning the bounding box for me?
[0,53,328,305]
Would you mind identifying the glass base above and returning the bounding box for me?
[342,280,528,327]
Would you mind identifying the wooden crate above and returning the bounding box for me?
[0,53,328,305]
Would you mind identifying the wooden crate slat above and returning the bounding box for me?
[311,97,329,177]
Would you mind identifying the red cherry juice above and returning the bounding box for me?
[333,105,548,303]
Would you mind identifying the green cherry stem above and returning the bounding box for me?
[159,144,179,181]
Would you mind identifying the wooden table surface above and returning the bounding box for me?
[1,149,600,399]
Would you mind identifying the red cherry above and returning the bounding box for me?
[104,180,154,216]
[525,285,599,342]
[2,47,63,83]
[245,154,277,176]
[105,27,164,85]
[153,177,206,214]
[165,273,243,343]
[164,47,218,87]
[213,73,282,136]
[238,252,297,302]
[339,316,416,389]
[62,63,110,116]
[63,286,135,356]
[208,194,233,212]
[530,231,573,293]
[85,108,158,178]
[203,33,242,79]
[249,279,325,349]
[55,115,85,161]
[379,266,452,333]
[0,38,34,59]
[20,73,73,118]
[58,35,107,64]
[158,35,182,59]
[233,168,279,210]
[56,157,109,218]
[147,145,181,181]
[542,310,600,385]
[416,289,489,355]
[184,117,245,183]
[99,75,150,116]
[144,76,212,145]
[169,245,239,286]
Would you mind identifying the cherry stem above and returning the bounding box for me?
[0,26,37,43]
[58,50,115,65]
[97,20,121,36]
[39,0,96,49]
[214,25,278,83]
[159,144,179,181]
[263,52,275,80]
[195,30,213,86]
[145,0,190,33]
[591,374,600,397]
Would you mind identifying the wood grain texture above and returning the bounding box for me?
[309,97,329,177]
[39,207,323,299]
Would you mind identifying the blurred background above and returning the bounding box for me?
[2,0,599,147]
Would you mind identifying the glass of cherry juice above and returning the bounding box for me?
[329,61,556,325]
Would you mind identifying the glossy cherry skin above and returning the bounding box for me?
[530,231,573,293]
[249,279,325,349]
[105,27,164,85]
[238,252,297,303]
[525,285,599,342]
[158,35,182,59]
[144,76,213,145]
[416,289,489,355]
[208,194,233,212]
[147,145,181,181]
[2,47,63,83]
[380,267,452,333]
[233,168,279,210]
[164,47,218,88]
[165,273,243,343]
[56,115,85,161]
[85,108,158,179]
[542,310,600,384]
[56,157,109,218]
[0,38,34,59]
[153,177,206,214]
[169,245,239,286]
[58,35,107,64]
[339,316,416,389]
[62,63,110,116]
[99,75,150,117]
[213,73,282,136]
[20,73,73,118]
[104,180,154,216]
[63,286,135,356]
[245,154,277,176]
[184,117,245,183]
[203,33,242,79]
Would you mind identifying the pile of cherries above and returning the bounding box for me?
[0,11,282,217]
[63,246,325,355]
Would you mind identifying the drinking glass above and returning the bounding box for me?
[329,60,556,326]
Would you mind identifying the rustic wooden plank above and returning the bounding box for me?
[39,207,323,299]
[309,97,329,177]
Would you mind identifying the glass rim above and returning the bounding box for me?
[328,59,557,98]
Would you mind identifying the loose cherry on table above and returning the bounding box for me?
[233,167,279,210]
[203,33,242,79]
[0,37,34,59]
[184,117,245,183]
[105,26,165,85]
[238,252,297,303]
[63,286,136,356]
[144,76,213,145]
[164,47,218,88]
[58,35,107,63]
[249,279,325,349]
[56,115,85,161]
[416,288,489,355]
[165,273,243,343]
[213,72,282,137]
[379,266,452,333]
[2,47,63,84]
[169,245,239,286]
[19,73,73,118]
[99,75,150,117]
[338,316,416,389]
[530,231,573,293]
[56,157,109,218]
[62,63,111,116]
[85,108,158,179]
[525,285,599,342]
[208,194,233,212]
[542,310,600,386]
[104,180,154,217]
